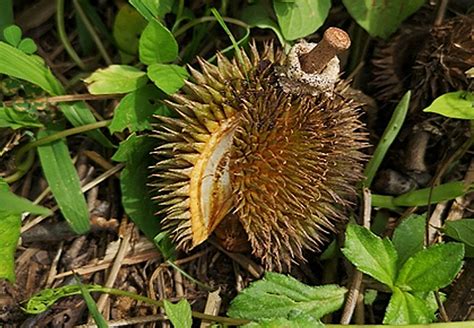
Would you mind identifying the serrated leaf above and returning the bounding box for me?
[37,129,90,234]
[396,243,464,292]
[392,214,425,268]
[139,20,178,65]
[383,288,434,324]
[17,38,37,54]
[3,25,21,47]
[227,272,346,321]
[163,299,192,328]
[342,0,425,39]
[84,65,148,94]
[243,315,324,328]
[393,181,467,207]
[342,224,398,287]
[109,85,162,133]
[0,212,21,282]
[423,91,474,120]
[113,4,147,56]
[0,107,43,129]
[112,134,161,240]
[273,0,331,40]
[443,219,474,247]
[147,63,189,95]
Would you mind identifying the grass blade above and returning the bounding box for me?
[37,129,90,234]
[363,91,410,187]
[75,276,108,328]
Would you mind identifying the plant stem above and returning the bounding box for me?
[56,0,87,70]
[72,0,112,65]
[173,16,248,38]
[5,120,110,183]
[3,93,122,107]
[166,260,215,292]
[434,0,449,26]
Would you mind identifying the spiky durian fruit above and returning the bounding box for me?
[372,12,474,111]
[150,36,367,270]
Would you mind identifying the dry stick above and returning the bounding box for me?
[434,0,450,26]
[340,188,372,324]
[299,27,351,74]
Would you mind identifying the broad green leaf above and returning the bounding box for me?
[37,129,90,234]
[342,224,397,287]
[342,0,425,39]
[423,91,474,120]
[139,20,178,65]
[227,272,346,321]
[243,315,324,328]
[17,38,37,54]
[364,91,410,187]
[147,63,189,95]
[75,278,108,328]
[392,214,425,268]
[163,299,192,328]
[3,24,21,47]
[241,3,286,46]
[444,219,474,247]
[112,134,161,240]
[396,243,464,292]
[0,107,43,129]
[383,288,434,324]
[273,0,331,40]
[0,212,21,282]
[84,65,148,94]
[113,4,147,56]
[0,41,64,95]
[109,85,162,133]
[393,181,467,207]
[0,0,13,40]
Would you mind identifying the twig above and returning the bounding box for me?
[340,188,371,324]
[434,0,450,26]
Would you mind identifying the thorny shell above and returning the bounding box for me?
[150,42,367,270]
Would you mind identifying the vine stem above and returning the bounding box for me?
[173,16,248,38]
[56,0,87,70]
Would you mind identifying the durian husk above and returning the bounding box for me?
[150,43,367,270]
[372,12,474,112]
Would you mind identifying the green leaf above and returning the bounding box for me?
[109,85,162,133]
[139,20,178,65]
[147,63,189,95]
[396,243,464,292]
[443,219,474,247]
[241,3,286,46]
[154,231,176,260]
[0,41,64,95]
[227,272,346,321]
[0,190,52,216]
[423,91,474,120]
[17,38,37,54]
[383,288,434,324]
[392,214,425,268]
[37,129,90,234]
[0,212,21,282]
[393,181,467,207]
[342,224,397,287]
[75,277,108,328]
[0,107,43,129]
[364,91,410,187]
[273,0,331,40]
[59,102,115,148]
[342,0,425,39]
[113,4,147,56]
[163,299,192,328]
[243,315,324,328]
[112,134,161,241]
[3,25,21,47]
[84,65,148,94]
[129,0,174,20]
